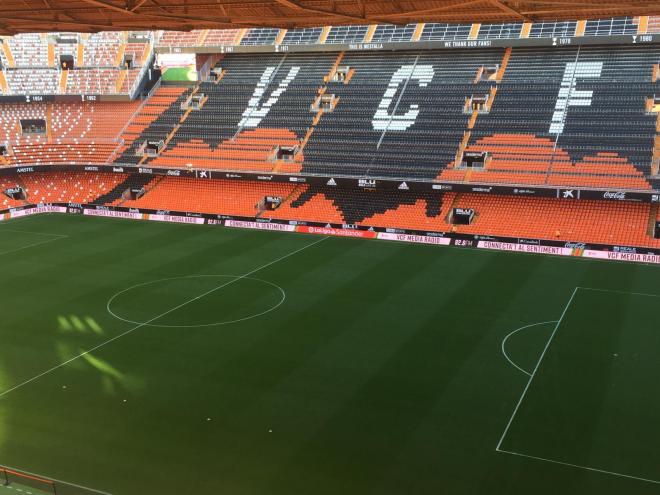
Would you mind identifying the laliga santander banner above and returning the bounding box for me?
[296,225,378,238]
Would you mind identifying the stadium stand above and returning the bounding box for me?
[454,45,658,188]
[447,194,657,247]
[145,17,656,50]
[325,26,369,44]
[0,101,140,165]
[115,86,191,165]
[115,86,188,157]
[304,49,505,179]
[20,171,127,204]
[140,52,337,171]
[240,28,280,46]
[106,42,660,191]
[0,177,28,209]
[419,23,472,41]
[281,28,324,45]
[119,176,298,216]
[31,172,655,249]
[3,18,660,255]
[0,31,151,96]
[83,32,122,67]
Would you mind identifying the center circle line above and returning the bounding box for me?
[106,274,286,328]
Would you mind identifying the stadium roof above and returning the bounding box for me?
[0,0,659,35]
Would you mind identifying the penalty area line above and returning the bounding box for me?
[495,287,579,451]
[0,236,329,400]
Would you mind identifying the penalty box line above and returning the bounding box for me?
[495,286,579,451]
[0,236,330,400]
[495,286,660,486]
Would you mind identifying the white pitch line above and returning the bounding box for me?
[0,236,66,257]
[495,287,579,451]
[0,236,329,399]
[577,286,660,299]
[497,449,660,485]
[501,321,558,376]
[0,229,68,238]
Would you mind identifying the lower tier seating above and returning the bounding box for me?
[2,172,659,250]
[0,177,28,209]
[109,174,660,249]
[120,176,299,217]
[20,172,128,204]
[448,194,657,248]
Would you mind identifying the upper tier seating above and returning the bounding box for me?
[83,32,122,67]
[150,17,660,49]
[67,69,120,94]
[0,101,140,166]
[325,26,369,44]
[0,32,150,96]
[157,31,203,47]
[419,24,471,41]
[115,86,191,165]
[455,45,659,189]
[140,53,337,170]
[5,69,59,94]
[303,49,503,178]
[203,30,241,46]
[0,41,634,192]
[240,29,280,46]
[114,45,660,190]
[6,34,49,67]
[281,28,323,45]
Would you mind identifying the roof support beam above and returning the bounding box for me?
[378,0,484,19]
[77,0,137,15]
[486,0,532,21]
[273,0,371,23]
[129,0,149,12]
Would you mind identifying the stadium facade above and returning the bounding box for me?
[2,18,660,263]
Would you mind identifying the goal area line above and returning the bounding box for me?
[495,286,660,486]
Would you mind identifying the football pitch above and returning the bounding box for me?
[0,214,659,495]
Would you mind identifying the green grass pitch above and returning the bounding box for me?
[0,214,659,495]
[161,66,198,82]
